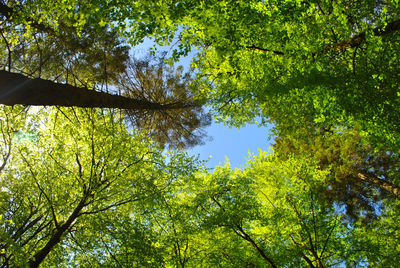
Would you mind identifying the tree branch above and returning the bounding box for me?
[326,19,400,52]
[357,171,400,197]
[78,197,141,216]
[246,45,284,55]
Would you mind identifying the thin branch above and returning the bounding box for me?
[21,220,52,247]
[319,218,337,260]
[310,193,318,254]
[286,195,323,267]
[47,150,74,174]
[246,45,284,55]
[211,196,277,267]
[18,149,59,229]
[100,237,123,267]
[78,197,142,216]
[0,112,12,173]
[0,28,11,71]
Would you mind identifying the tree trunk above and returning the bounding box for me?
[28,197,87,268]
[0,70,193,110]
[357,172,400,197]
[236,225,277,268]
[327,19,400,52]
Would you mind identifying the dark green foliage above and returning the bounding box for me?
[120,58,211,149]
[274,126,400,223]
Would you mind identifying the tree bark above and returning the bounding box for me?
[0,3,14,20]
[236,225,278,268]
[357,172,400,197]
[28,197,87,268]
[242,19,400,56]
[0,70,193,110]
[327,19,400,52]
[245,45,284,55]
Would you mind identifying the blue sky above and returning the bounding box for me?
[189,122,273,169]
[133,40,273,169]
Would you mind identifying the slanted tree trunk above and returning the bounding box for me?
[27,195,90,268]
[0,70,195,110]
[357,172,400,197]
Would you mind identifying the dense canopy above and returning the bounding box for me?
[1,0,400,267]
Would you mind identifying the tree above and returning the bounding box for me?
[0,106,205,267]
[0,60,211,149]
[273,126,400,222]
[0,0,210,149]
[118,59,211,149]
[189,154,360,267]
[352,200,400,266]
[2,1,400,266]
[114,0,400,149]
[189,151,400,267]
[0,1,130,84]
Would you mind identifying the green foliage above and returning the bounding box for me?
[192,153,356,267]
[187,151,400,267]
[0,107,399,266]
[121,0,400,149]
[0,107,203,266]
[1,0,400,266]
[353,202,400,266]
